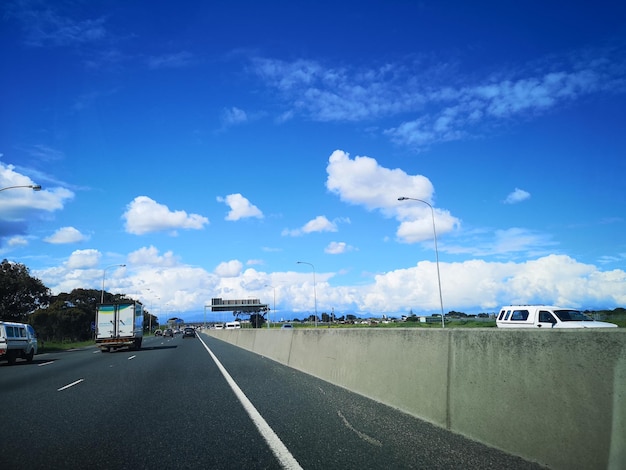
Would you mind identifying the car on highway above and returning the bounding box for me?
[0,321,38,365]
[281,323,293,329]
[496,305,618,328]
[154,329,162,336]
[183,327,196,338]
[163,328,174,337]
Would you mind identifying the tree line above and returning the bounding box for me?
[0,260,157,342]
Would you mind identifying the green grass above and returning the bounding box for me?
[39,339,95,352]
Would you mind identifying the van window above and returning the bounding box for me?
[504,310,511,320]
[6,326,15,337]
[510,310,529,321]
[498,310,506,320]
[539,311,556,324]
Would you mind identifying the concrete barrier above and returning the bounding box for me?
[206,328,626,470]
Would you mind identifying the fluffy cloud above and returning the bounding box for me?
[215,260,243,277]
[123,196,209,235]
[44,226,88,244]
[326,150,460,243]
[282,215,339,236]
[34,252,626,319]
[325,241,355,254]
[0,163,74,223]
[65,249,101,269]
[217,193,263,221]
[504,188,531,204]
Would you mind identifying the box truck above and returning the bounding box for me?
[96,302,144,352]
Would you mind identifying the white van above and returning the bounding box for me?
[0,321,38,364]
[225,321,241,329]
[496,305,618,329]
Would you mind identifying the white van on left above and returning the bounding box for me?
[0,322,38,365]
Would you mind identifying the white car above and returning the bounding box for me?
[0,322,38,364]
[496,305,618,328]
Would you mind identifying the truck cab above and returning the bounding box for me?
[496,305,618,328]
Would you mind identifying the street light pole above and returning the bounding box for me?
[398,197,445,328]
[297,261,317,327]
[0,184,42,192]
[101,264,126,304]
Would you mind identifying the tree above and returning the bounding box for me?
[30,289,102,342]
[249,313,266,328]
[0,259,50,322]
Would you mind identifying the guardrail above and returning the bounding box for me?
[206,328,626,470]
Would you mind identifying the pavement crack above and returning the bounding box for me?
[337,410,383,447]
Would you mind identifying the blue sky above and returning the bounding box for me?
[1,0,625,322]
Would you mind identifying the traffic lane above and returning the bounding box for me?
[203,334,543,470]
[0,334,281,469]
[0,337,184,468]
[0,335,176,396]
[78,335,279,469]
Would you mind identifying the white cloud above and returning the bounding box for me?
[123,196,209,235]
[251,48,622,150]
[128,246,179,267]
[325,241,355,254]
[65,249,101,269]
[215,260,243,277]
[504,188,531,204]
[282,215,338,236]
[44,226,88,244]
[0,162,74,222]
[33,250,626,320]
[217,193,263,221]
[327,149,434,211]
[7,236,28,247]
[326,150,460,243]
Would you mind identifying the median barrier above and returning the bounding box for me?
[205,328,626,470]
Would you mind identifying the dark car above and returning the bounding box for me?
[163,328,174,337]
[183,327,196,338]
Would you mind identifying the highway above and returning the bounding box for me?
[0,332,543,469]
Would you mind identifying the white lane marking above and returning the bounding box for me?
[197,335,303,470]
[128,355,136,360]
[57,379,84,391]
[39,361,55,367]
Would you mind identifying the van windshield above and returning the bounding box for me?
[553,310,593,322]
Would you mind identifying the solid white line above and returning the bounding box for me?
[57,379,84,391]
[38,361,55,367]
[197,335,303,470]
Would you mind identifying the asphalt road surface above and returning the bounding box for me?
[0,332,545,469]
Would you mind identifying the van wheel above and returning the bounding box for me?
[26,349,34,362]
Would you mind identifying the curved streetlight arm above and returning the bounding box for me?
[101,264,126,304]
[297,261,318,327]
[0,184,42,192]
[398,196,445,328]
